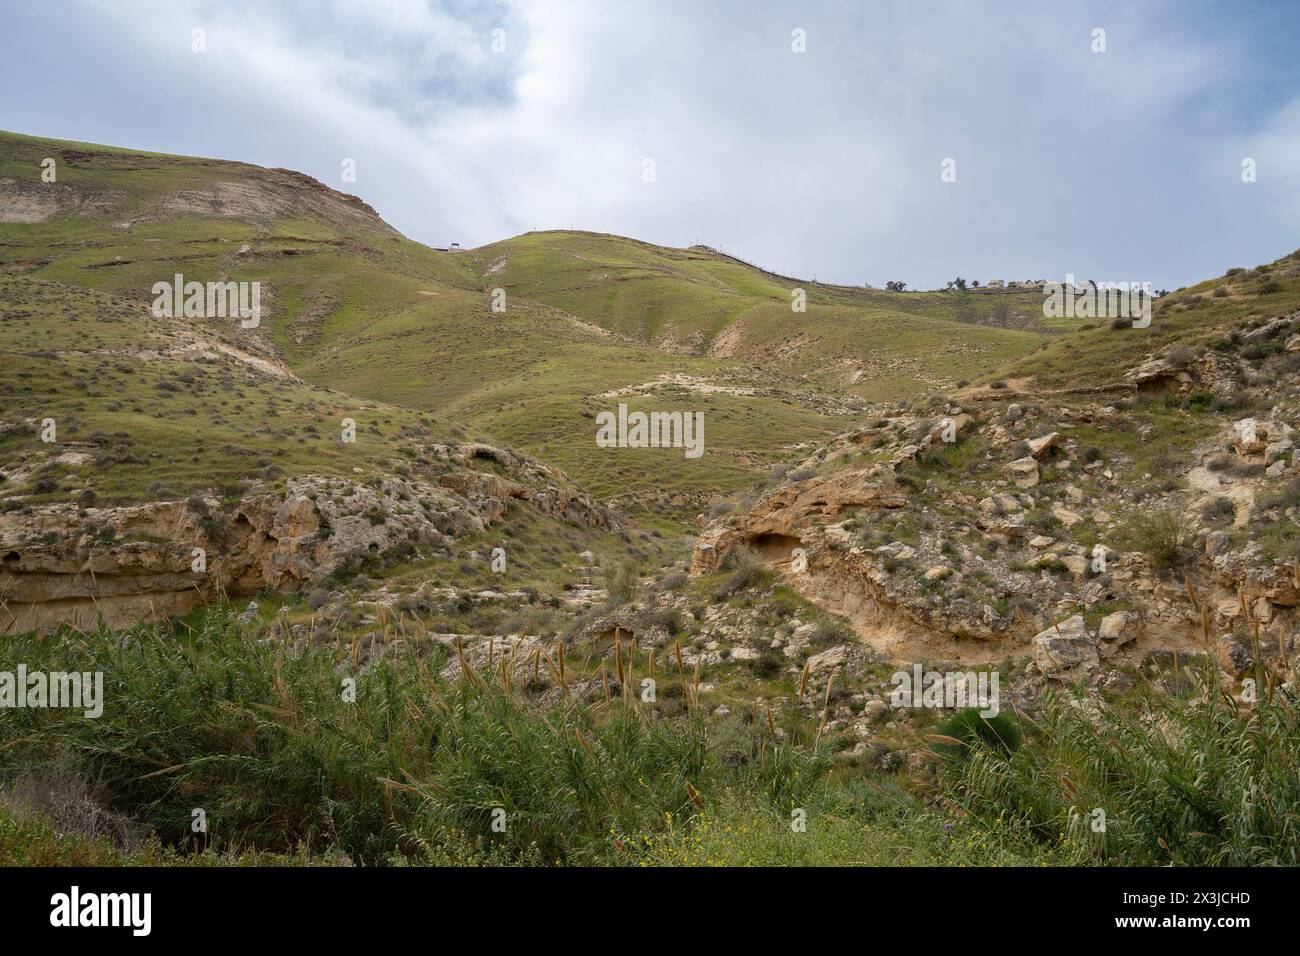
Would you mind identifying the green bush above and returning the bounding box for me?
[0,610,836,865]
[0,613,716,863]
[932,708,1022,758]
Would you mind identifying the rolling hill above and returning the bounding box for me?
[1,129,1059,518]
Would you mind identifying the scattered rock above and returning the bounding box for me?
[1217,634,1253,678]
[1004,456,1039,488]
[1032,615,1098,675]
[1050,503,1084,528]
[1026,432,1061,460]
[1098,610,1136,648]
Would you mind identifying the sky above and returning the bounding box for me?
[1,0,1297,290]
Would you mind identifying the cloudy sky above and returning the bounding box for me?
[2,0,1297,289]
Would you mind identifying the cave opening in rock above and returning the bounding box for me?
[1136,375,1180,395]
[746,532,803,565]
[594,626,635,645]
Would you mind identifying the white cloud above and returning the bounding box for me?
[2,0,1296,288]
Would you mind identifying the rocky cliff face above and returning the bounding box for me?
[1,443,616,635]
[692,331,1300,683]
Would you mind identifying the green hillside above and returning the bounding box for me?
[976,252,1300,393]
[1,129,1057,514]
[465,230,1051,400]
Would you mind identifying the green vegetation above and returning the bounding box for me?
[1,609,1291,866]
[0,274,447,505]
[980,249,1300,391]
[932,708,1023,757]
[7,127,1300,872]
[1116,508,1190,575]
[948,670,1300,865]
[0,129,1059,512]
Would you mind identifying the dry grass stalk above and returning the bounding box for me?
[816,668,836,741]
[1184,574,1200,614]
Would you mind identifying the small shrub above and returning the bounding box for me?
[1200,496,1235,522]
[932,708,1022,758]
[603,559,641,606]
[659,571,688,591]
[714,548,770,598]
[1259,476,1300,514]
[1117,509,1189,574]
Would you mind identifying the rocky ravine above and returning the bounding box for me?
[692,354,1300,684]
[0,442,616,635]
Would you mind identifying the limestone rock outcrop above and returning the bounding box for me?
[1,444,617,635]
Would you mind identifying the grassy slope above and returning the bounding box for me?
[0,131,483,504]
[979,251,1300,390]
[2,129,1058,513]
[465,230,1050,399]
[0,274,450,506]
[6,125,1297,524]
[0,133,825,509]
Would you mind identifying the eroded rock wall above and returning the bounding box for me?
[2,445,617,634]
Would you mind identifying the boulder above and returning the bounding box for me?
[862,699,889,721]
[929,413,973,443]
[1217,634,1253,678]
[1234,419,1292,460]
[806,644,849,675]
[1032,615,1099,675]
[1265,439,1294,465]
[1026,432,1061,460]
[1004,456,1040,488]
[1062,555,1089,578]
[1050,502,1084,528]
[1097,610,1135,646]
[1241,316,1291,342]
[995,493,1023,512]
[1204,531,1231,556]
[1125,356,1187,393]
